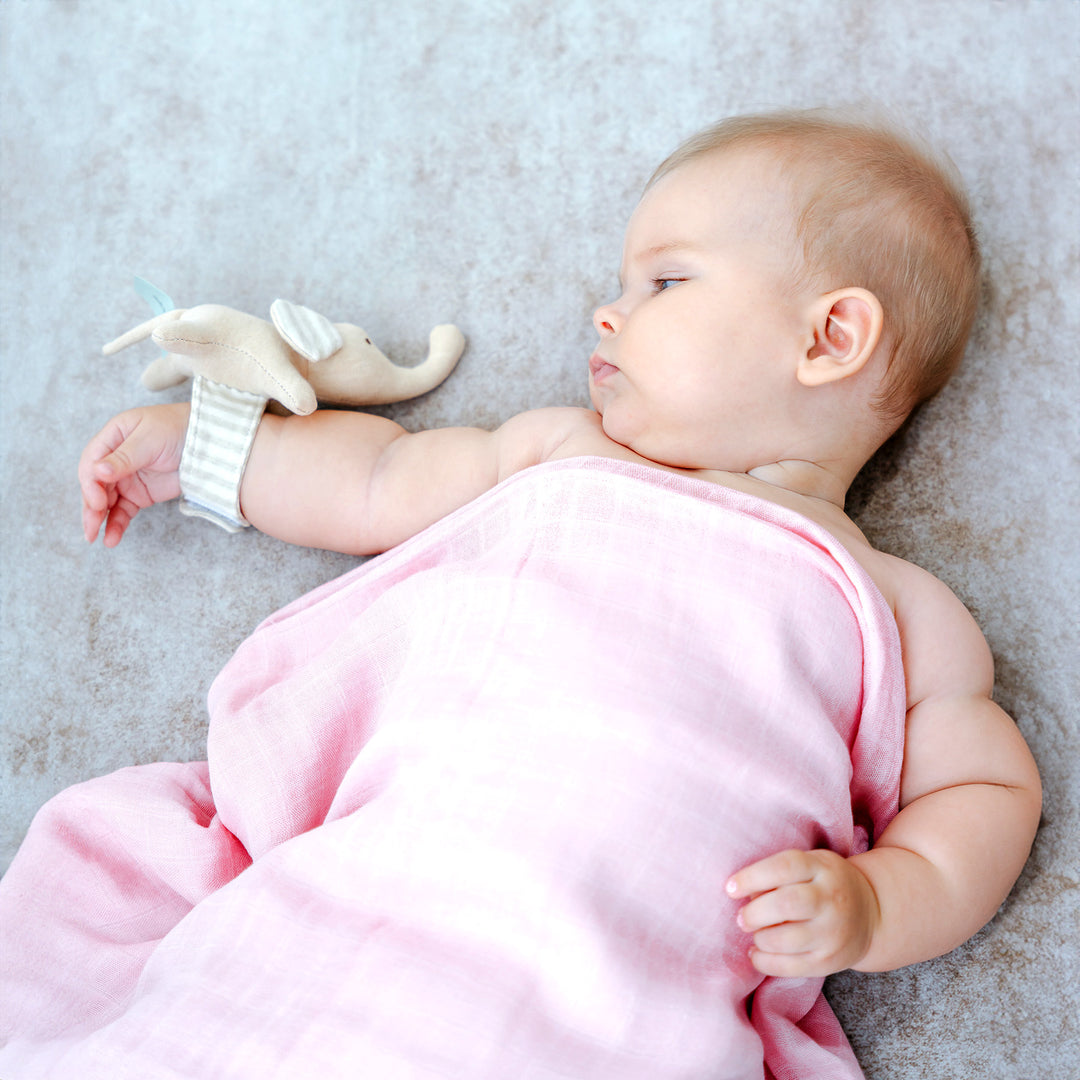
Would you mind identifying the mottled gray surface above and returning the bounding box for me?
[1,1,1077,1076]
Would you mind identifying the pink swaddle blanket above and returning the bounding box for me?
[0,457,905,1078]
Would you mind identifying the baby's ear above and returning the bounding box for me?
[798,289,883,387]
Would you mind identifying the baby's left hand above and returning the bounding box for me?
[726,849,880,977]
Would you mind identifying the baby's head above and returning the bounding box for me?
[648,108,982,424]
[590,109,981,486]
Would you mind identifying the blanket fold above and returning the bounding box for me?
[0,457,905,1079]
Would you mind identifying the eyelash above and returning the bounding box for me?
[651,277,685,294]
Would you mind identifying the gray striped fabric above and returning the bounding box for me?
[270,298,343,362]
[178,376,268,532]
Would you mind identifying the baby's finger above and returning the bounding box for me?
[79,411,152,485]
[726,849,816,900]
[79,468,107,516]
[78,425,137,506]
[78,448,114,513]
[737,881,819,932]
[82,501,103,543]
[747,917,817,956]
[102,493,140,548]
[78,414,129,469]
[93,441,143,485]
[748,946,829,980]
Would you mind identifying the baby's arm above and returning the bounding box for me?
[727,563,1041,976]
[80,403,581,552]
[240,410,497,553]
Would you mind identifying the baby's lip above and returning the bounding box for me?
[589,353,619,381]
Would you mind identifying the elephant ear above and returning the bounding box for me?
[270,299,344,363]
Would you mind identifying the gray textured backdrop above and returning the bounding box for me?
[1,2,1077,1076]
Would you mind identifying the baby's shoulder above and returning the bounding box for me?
[494,407,630,476]
[868,549,995,707]
[869,549,969,624]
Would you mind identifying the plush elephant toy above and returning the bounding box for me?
[103,299,466,415]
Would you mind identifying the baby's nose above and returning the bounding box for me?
[593,303,618,336]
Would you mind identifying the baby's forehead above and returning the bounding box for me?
[627,148,801,257]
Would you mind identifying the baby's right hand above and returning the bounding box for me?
[78,403,190,547]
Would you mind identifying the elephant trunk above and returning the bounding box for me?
[306,324,466,406]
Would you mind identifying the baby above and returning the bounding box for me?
[4,110,1041,1077]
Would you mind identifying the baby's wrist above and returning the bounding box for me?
[845,853,887,971]
[178,376,267,532]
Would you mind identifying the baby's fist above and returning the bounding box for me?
[726,849,880,977]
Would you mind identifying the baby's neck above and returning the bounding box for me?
[746,459,853,509]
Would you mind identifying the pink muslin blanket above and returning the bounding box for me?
[0,457,905,1078]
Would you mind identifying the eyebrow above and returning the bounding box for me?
[635,241,704,263]
[619,241,703,290]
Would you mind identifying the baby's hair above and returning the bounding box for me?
[648,108,982,422]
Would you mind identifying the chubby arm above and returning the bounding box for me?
[728,562,1041,976]
[241,410,497,552]
[80,402,585,553]
[847,566,1042,971]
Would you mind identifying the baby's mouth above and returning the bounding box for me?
[589,353,619,382]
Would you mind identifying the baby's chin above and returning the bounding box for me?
[594,408,669,466]
[588,392,702,469]
[587,382,612,420]
[599,414,738,474]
